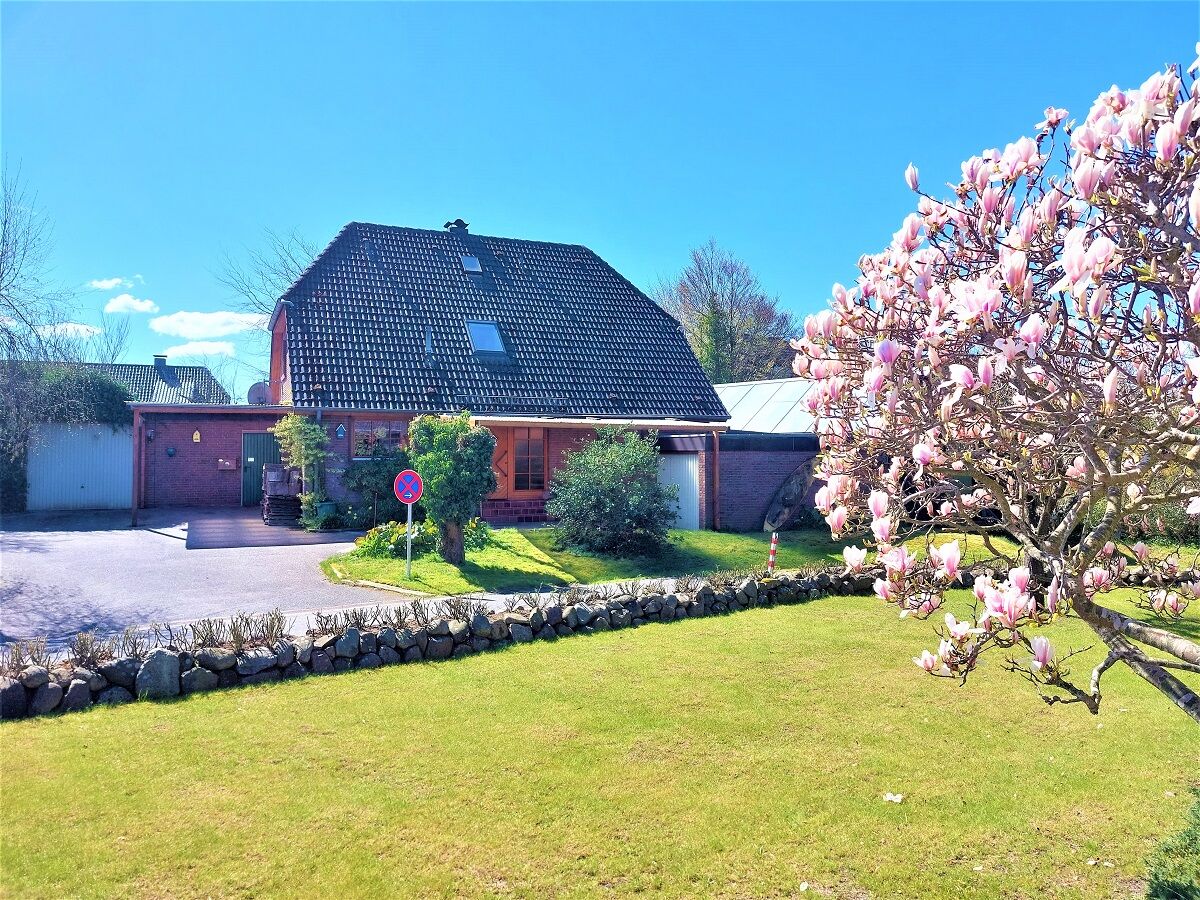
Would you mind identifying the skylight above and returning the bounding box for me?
[461,255,482,273]
[467,320,505,353]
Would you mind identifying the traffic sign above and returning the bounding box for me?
[394,469,423,505]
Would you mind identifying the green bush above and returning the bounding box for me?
[546,426,677,557]
[355,517,490,560]
[340,446,413,526]
[1147,787,1200,900]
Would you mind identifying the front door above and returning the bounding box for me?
[241,432,282,506]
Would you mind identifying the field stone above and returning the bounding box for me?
[403,646,423,663]
[236,647,278,676]
[426,636,454,660]
[282,662,307,680]
[544,606,563,627]
[313,634,339,652]
[428,619,451,637]
[415,628,429,652]
[332,658,352,673]
[96,685,134,705]
[554,623,573,637]
[529,609,546,630]
[448,620,470,643]
[50,666,75,687]
[72,668,107,692]
[61,680,92,712]
[217,669,240,688]
[377,628,398,649]
[378,646,402,665]
[535,625,556,641]
[674,607,688,620]
[489,620,507,640]
[177,652,195,673]
[572,604,596,627]
[470,638,492,653]
[591,616,610,632]
[181,667,220,694]
[358,652,382,669]
[469,613,491,638]
[99,657,139,690]
[28,682,62,714]
[452,644,473,659]
[135,649,180,699]
[294,636,314,665]
[18,666,49,689]
[611,609,632,628]
[273,640,296,669]
[195,648,236,672]
[396,628,418,650]
[310,650,334,674]
[0,677,28,719]
[509,623,534,643]
[334,628,361,658]
[359,632,377,655]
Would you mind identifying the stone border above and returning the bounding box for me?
[2,561,1195,721]
[0,569,852,720]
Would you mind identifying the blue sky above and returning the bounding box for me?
[3,1,1196,400]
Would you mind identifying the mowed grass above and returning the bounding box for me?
[2,592,1197,899]
[324,527,846,595]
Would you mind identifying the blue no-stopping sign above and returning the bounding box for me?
[393,469,423,504]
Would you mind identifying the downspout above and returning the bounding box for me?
[130,409,141,526]
[712,430,721,531]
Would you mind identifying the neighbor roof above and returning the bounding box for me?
[80,362,231,405]
[713,378,814,433]
[273,222,728,421]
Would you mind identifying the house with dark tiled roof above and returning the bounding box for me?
[82,357,231,405]
[130,220,740,528]
[263,220,729,525]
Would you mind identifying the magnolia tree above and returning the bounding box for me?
[794,58,1200,722]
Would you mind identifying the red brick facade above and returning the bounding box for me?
[140,411,288,507]
[717,448,817,532]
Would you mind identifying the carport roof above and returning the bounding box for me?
[712,378,814,434]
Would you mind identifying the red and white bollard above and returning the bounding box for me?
[767,531,779,574]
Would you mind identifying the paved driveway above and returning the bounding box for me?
[0,508,388,646]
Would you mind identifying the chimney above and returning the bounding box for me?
[153,354,168,368]
[444,218,469,234]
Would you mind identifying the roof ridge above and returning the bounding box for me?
[349,220,589,252]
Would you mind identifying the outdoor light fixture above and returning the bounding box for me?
[146,429,155,441]
[192,430,201,443]
[166,447,176,457]
[335,424,346,440]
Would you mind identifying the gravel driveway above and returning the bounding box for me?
[0,508,389,646]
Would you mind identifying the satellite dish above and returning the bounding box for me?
[247,381,270,405]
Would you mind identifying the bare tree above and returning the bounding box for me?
[0,166,76,360]
[85,312,130,364]
[217,227,319,317]
[652,240,796,384]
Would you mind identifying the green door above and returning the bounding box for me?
[241,432,283,506]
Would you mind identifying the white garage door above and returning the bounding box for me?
[26,423,133,511]
[658,452,700,530]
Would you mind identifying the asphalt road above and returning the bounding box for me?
[0,508,387,646]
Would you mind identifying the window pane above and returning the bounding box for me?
[467,320,505,352]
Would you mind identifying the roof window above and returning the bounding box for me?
[461,255,482,273]
[466,320,505,353]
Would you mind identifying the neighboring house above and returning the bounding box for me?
[23,356,230,511]
[132,221,731,526]
[710,378,819,532]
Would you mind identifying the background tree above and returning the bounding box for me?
[653,239,796,383]
[794,63,1200,721]
[218,227,319,317]
[408,413,496,564]
[270,413,334,527]
[546,427,677,556]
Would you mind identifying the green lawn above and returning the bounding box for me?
[324,527,846,595]
[2,591,1196,898]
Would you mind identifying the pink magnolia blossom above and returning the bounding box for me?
[1133,541,1150,562]
[1187,497,1200,516]
[1030,636,1054,673]
[843,545,868,573]
[875,339,903,366]
[825,506,848,536]
[912,443,934,467]
[1009,567,1031,594]
[904,163,920,192]
[868,490,890,520]
[1156,121,1181,161]
[931,540,961,581]
[871,517,893,544]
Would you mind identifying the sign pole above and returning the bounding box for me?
[768,531,779,575]
[405,501,413,580]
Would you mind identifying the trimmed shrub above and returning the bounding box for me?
[546,426,677,557]
[1147,787,1200,900]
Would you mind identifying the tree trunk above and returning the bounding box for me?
[440,520,465,565]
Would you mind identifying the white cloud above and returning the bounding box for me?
[149,310,266,339]
[104,293,159,314]
[87,277,131,291]
[35,322,102,338]
[164,341,236,359]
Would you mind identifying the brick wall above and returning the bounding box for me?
[717,448,817,532]
[141,412,286,507]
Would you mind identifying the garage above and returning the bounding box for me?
[25,423,133,511]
